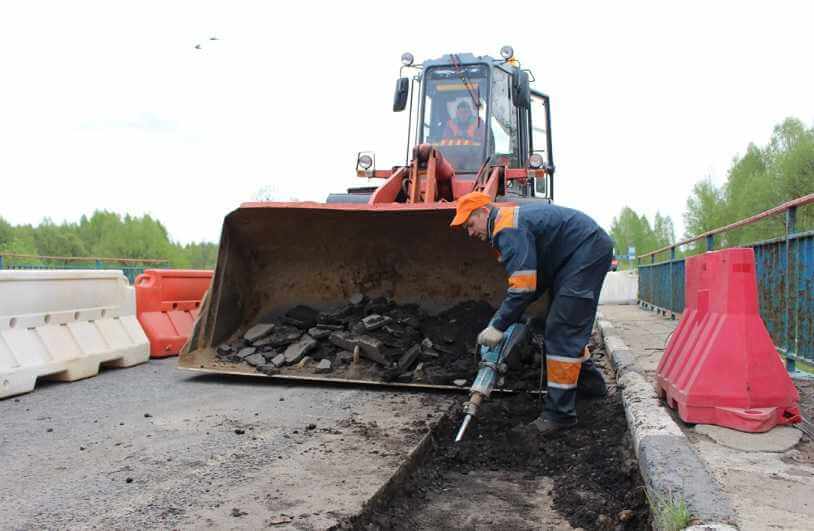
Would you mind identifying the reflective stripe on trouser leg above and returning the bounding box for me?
[546,354,582,389]
[543,349,589,422]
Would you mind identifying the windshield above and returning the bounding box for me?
[421,64,489,173]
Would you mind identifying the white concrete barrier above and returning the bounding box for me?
[0,270,149,399]
[599,271,638,305]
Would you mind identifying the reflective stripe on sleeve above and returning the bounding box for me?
[508,270,537,293]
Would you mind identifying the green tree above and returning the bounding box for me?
[0,211,219,270]
[0,217,13,251]
[32,219,89,257]
[683,177,727,252]
[683,117,814,250]
[609,207,673,267]
[653,212,676,248]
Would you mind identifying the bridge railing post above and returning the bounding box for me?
[784,206,797,372]
[669,246,676,318]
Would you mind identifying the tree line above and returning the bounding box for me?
[3,117,811,272]
[0,211,218,269]
[610,117,814,266]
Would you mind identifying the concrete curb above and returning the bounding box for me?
[596,314,738,530]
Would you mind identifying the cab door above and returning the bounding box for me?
[529,91,554,200]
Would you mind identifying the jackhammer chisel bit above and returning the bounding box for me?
[455,323,525,442]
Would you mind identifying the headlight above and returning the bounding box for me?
[358,154,374,170]
[401,52,414,66]
[500,46,514,60]
[528,153,544,169]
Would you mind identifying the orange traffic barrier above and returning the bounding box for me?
[135,269,212,358]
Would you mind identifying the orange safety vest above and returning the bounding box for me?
[446,118,481,139]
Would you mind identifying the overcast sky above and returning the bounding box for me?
[1,1,812,245]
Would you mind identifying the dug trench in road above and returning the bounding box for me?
[343,331,651,531]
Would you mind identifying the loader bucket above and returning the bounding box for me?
[179,201,547,388]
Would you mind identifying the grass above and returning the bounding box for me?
[646,489,693,531]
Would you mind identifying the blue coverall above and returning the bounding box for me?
[487,202,614,423]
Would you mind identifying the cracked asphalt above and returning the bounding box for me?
[0,358,454,529]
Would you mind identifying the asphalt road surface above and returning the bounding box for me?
[0,358,454,529]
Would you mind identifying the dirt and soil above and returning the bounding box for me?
[792,378,814,463]
[345,332,651,531]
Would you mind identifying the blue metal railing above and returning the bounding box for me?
[637,194,814,371]
[0,254,169,285]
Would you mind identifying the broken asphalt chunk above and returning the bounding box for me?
[328,331,357,352]
[270,353,287,368]
[328,331,388,365]
[244,353,266,367]
[421,349,440,360]
[283,305,319,329]
[397,344,422,372]
[243,323,274,343]
[399,315,421,329]
[396,372,414,383]
[315,359,332,373]
[216,344,233,356]
[356,335,387,365]
[361,314,391,331]
[284,335,318,365]
[256,364,279,375]
[335,350,353,364]
[262,325,303,348]
[236,347,257,359]
[307,327,331,340]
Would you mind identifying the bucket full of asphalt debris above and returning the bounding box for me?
[178,202,548,387]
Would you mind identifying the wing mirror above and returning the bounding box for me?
[512,70,530,109]
[393,77,409,112]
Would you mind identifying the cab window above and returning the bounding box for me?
[530,93,549,161]
[489,67,519,167]
[421,65,489,173]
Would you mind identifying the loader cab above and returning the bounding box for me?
[402,52,555,200]
[420,63,490,173]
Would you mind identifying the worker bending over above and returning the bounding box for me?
[450,191,613,435]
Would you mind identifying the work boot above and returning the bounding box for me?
[577,358,608,398]
[512,415,577,438]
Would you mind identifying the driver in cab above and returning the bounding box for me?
[442,100,484,145]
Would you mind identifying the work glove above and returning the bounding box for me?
[477,325,504,347]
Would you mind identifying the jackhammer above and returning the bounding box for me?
[455,322,528,442]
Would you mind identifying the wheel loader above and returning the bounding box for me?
[179,47,556,389]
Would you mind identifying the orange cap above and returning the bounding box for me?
[450,191,492,227]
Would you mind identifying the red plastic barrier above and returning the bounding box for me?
[135,269,212,358]
[656,248,800,432]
